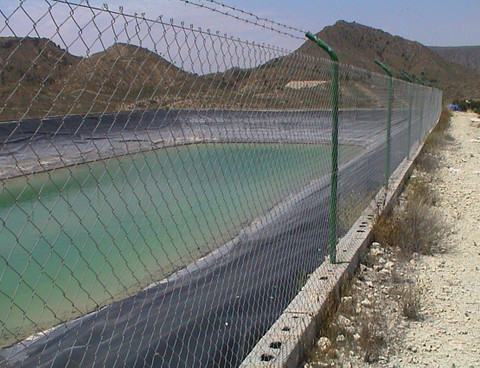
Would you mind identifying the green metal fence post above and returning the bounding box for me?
[374,60,393,190]
[306,31,339,264]
[401,72,413,159]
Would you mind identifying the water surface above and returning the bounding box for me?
[0,142,362,345]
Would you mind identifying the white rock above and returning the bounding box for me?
[336,334,346,343]
[371,247,384,257]
[379,268,391,277]
[317,336,331,352]
[361,299,373,308]
[341,296,353,307]
[337,315,352,328]
[384,261,395,269]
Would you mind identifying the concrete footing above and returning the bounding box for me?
[239,135,431,368]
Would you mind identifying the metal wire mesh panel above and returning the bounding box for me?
[0,1,442,367]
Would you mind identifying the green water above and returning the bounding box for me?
[0,143,362,345]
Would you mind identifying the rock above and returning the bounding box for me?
[361,298,373,308]
[336,334,346,343]
[378,273,390,283]
[384,261,395,269]
[371,247,384,257]
[312,363,329,368]
[379,268,391,276]
[317,337,331,352]
[341,296,353,307]
[337,315,353,328]
[379,355,388,363]
[353,333,361,342]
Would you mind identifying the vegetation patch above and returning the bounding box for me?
[401,282,423,321]
[452,98,480,114]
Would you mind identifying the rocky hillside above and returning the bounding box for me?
[2,25,480,120]
[429,45,480,73]
[0,37,81,119]
[296,21,480,101]
[0,37,196,120]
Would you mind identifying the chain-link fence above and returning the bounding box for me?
[0,1,441,367]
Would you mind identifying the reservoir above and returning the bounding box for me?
[0,142,362,346]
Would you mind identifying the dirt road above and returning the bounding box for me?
[305,111,480,368]
[386,111,480,367]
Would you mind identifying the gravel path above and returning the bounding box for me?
[387,111,480,367]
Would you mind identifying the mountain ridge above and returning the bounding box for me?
[1,22,479,120]
[429,45,480,73]
[296,20,480,101]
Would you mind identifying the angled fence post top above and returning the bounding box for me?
[305,31,338,62]
[401,71,414,83]
[414,76,426,85]
[374,59,392,77]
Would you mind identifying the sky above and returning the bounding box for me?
[0,0,479,58]
[223,0,480,48]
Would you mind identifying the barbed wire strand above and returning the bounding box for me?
[175,0,305,40]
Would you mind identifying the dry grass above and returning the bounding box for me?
[407,176,438,206]
[373,106,451,256]
[417,107,453,172]
[307,277,386,365]
[422,107,454,151]
[373,174,447,257]
[400,282,423,320]
[358,315,385,363]
[373,198,446,256]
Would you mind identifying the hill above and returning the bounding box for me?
[0,37,196,120]
[296,21,480,101]
[2,25,480,120]
[429,46,480,73]
[0,37,81,120]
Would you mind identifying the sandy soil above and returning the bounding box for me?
[304,111,480,368]
[386,111,480,367]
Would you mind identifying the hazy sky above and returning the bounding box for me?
[1,0,479,54]
[78,0,480,49]
[244,0,480,46]
[219,0,480,47]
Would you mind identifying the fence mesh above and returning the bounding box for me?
[0,1,442,367]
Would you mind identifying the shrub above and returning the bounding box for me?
[374,196,446,256]
[401,283,423,320]
[452,98,480,114]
